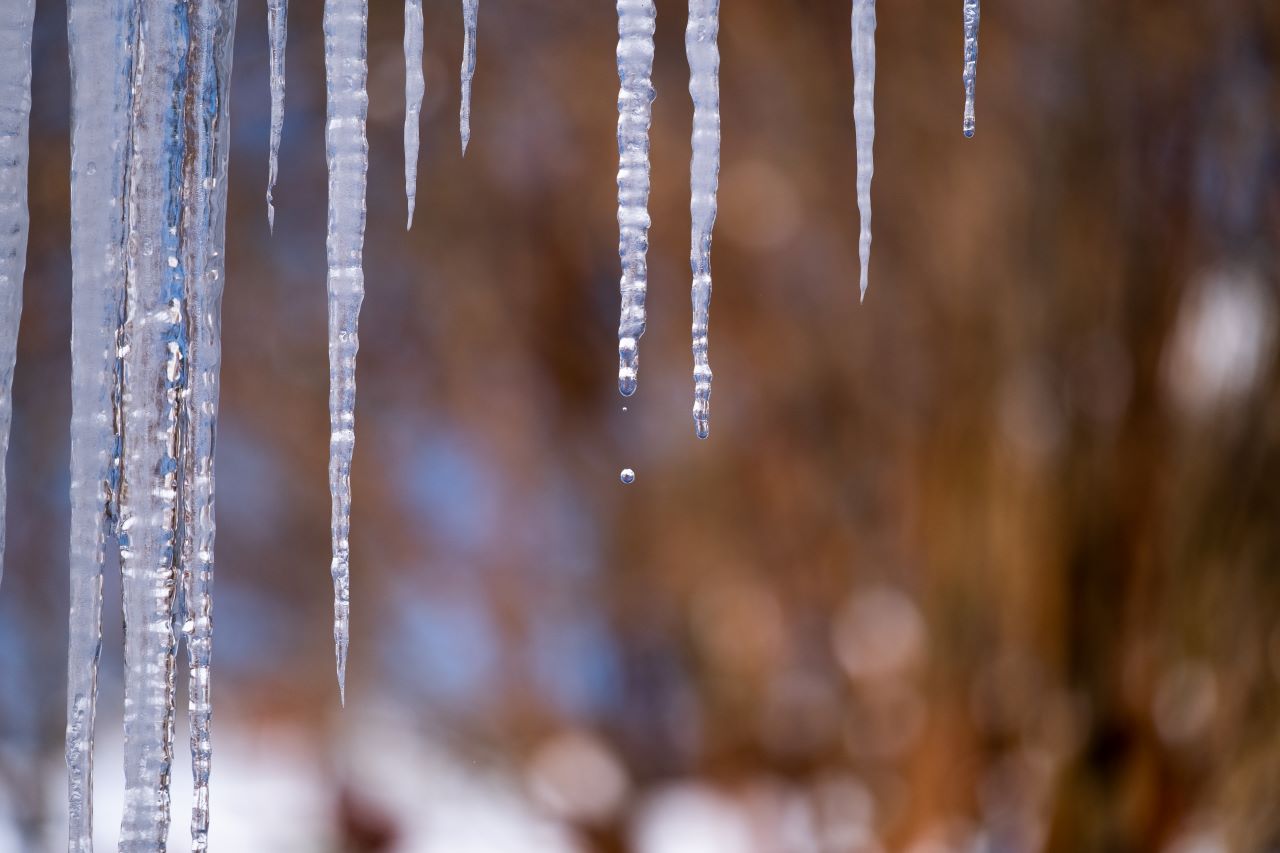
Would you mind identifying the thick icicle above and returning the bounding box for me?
[118,0,189,846]
[458,0,478,154]
[404,0,423,228]
[615,0,656,398]
[962,0,979,137]
[323,0,369,704]
[266,0,287,229]
[179,0,238,848]
[687,0,719,439]
[65,0,132,846]
[851,0,875,300]
[0,0,35,589]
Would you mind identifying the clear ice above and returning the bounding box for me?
[179,0,238,847]
[615,0,656,398]
[65,0,131,846]
[851,0,875,300]
[117,0,188,845]
[687,0,720,439]
[404,0,424,227]
[324,0,370,705]
[0,0,35,590]
[962,0,979,137]
[459,0,478,154]
[266,0,287,229]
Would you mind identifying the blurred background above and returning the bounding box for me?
[1,0,1279,850]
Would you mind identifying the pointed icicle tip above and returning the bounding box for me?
[406,206,415,231]
[267,200,275,234]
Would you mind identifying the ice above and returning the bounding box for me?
[687,0,720,439]
[323,0,370,705]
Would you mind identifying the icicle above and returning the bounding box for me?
[962,0,979,137]
[323,0,369,705]
[404,0,423,228]
[65,0,132,845]
[118,0,189,846]
[266,0,287,230]
[615,0,656,398]
[687,0,719,440]
[0,0,35,590]
[179,0,237,848]
[851,0,875,300]
[459,0,478,154]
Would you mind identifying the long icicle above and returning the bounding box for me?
[266,0,287,229]
[404,0,423,228]
[687,0,719,439]
[962,0,979,137]
[852,0,875,300]
[118,0,189,846]
[459,0,478,154]
[65,0,133,846]
[615,0,656,398]
[0,0,35,589]
[179,0,238,847]
[323,0,369,705]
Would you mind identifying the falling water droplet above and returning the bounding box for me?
[620,468,636,484]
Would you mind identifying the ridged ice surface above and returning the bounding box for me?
[459,0,478,154]
[324,0,369,704]
[65,0,132,846]
[687,0,719,439]
[615,0,656,398]
[962,0,979,137]
[852,0,875,300]
[404,0,423,228]
[118,0,188,846]
[0,0,34,590]
[266,0,287,229]
[179,0,238,848]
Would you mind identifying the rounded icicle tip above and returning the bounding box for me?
[620,468,636,484]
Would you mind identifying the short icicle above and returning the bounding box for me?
[0,0,35,589]
[404,0,424,228]
[266,0,287,229]
[178,0,238,848]
[686,0,720,439]
[459,0,478,154]
[65,0,133,846]
[323,0,369,705]
[962,0,979,137]
[616,0,656,397]
[851,0,875,300]
[118,0,189,846]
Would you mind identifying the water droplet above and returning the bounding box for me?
[619,468,636,485]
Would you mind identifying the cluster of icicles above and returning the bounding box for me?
[0,0,981,847]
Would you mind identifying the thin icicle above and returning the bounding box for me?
[266,0,287,230]
[179,0,237,848]
[962,0,979,137]
[852,0,875,300]
[404,0,423,228]
[118,0,189,846]
[323,0,369,705]
[616,0,656,398]
[687,0,719,439]
[65,0,132,845]
[0,0,35,589]
[459,0,478,154]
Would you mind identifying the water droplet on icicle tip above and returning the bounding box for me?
[620,468,636,484]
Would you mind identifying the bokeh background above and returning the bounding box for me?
[2,0,1279,850]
